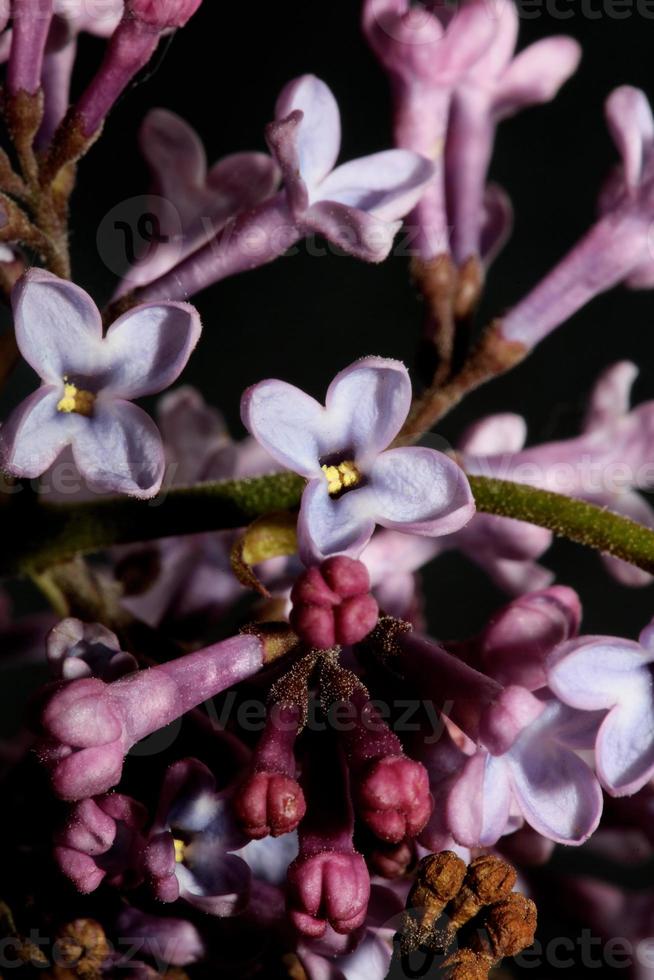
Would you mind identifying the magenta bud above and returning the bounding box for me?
[287,850,370,937]
[234,771,306,839]
[356,755,433,843]
[127,0,202,27]
[290,557,379,649]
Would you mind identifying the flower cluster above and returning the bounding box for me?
[0,2,654,979]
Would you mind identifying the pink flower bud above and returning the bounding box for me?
[126,0,203,28]
[287,850,370,937]
[290,557,379,648]
[234,771,306,839]
[356,754,433,843]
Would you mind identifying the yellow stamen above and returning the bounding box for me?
[57,382,96,417]
[173,838,186,864]
[321,460,361,497]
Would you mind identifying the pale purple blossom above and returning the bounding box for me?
[501,86,654,351]
[464,361,654,586]
[241,356,475,563]
[400,631,604,847]
[135,75,435,302]
[1,269,201,498]
[144,758,252,916]
[548,620,654,797]
[445,0,580,263]
[115,108,279,292]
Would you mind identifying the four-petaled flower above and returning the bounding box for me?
[1,269,201,498]
[241,356,475,563]
[548,620,654,797]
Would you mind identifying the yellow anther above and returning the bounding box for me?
[173,838,186,864]
[57,382,96,417]
[321,460,361,497]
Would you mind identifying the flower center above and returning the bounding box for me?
[173,838,186,863]
[321,460,361,497]
[57,381,96,417]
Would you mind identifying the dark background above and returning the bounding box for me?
[55,0,654,642]
[2,5,654,975]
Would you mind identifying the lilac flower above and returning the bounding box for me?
[54,792,147,893]
[114,907,205,969]
[0,269,201,498]
[548,621,654,797]
[144,758,252,916]
[362,0,497,258]
[445,0,580,264]
[36,631,273,800]
[46,617,138,682]
[134,75,435,303]
[400,632,604,846]
[115,108,279,292]
[464,362,654,586]
[500,86,654,352]
[241,356,474,563]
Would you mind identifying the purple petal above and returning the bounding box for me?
[325,356,412,463]
[369,447,475,536]
[583,361,637,432]
[241,379,326,477]
[178,852,250,916]
[447,752,512,847]
[316,150,434,220]
[1,386,72,477]
[140,108,207,208]
[494,36,581,119]
[304,200,401,262]
[275,75,341,188]
[508,702,603,844]
[605,86,654,190]
[71,399,165,498]
[595,690,654,796]
[548,636,653,710]
[466,0,518,79]
[157,386,229,484]
[297,479,376,563]
[104,302,201,399]
[458,412,527,455]
[480,183,514,265]
[12,269,102,383]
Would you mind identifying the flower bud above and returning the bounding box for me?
[290,557,379,648]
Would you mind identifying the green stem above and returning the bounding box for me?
[2,473,654,578]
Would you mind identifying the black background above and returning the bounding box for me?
[3,4,654,975]
[39,0,654,642]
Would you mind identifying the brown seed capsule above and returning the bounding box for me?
[440,948,495,980]
[448,854,517,932]
[403,851,467,951]
[54,919,109,979]
[470,893,538,960]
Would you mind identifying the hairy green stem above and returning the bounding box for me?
[2,473,654,578]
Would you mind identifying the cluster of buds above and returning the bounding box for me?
[397,852,537,978]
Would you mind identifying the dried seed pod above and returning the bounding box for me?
[402,851,467,951]
[54,919,109,978]
[470,893,538,960]
[448,854,517,932]
[440,948,494,980]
